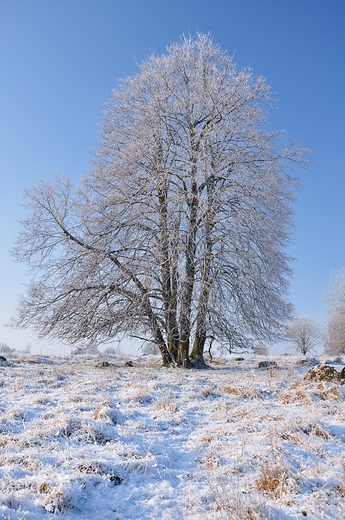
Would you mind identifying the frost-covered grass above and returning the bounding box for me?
[0,354,345,519]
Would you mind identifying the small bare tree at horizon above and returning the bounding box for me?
[285,316,321,356]
[11,34,305,367]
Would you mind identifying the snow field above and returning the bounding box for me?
[0,355,345,519]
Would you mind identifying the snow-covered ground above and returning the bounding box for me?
[0,353,345,519]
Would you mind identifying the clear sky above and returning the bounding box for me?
[1,0,344,354]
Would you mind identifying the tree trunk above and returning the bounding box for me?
[158,181,179,363]
[190,173,215,366]
[177,178,198,366]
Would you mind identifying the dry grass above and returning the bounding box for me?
[302,423,331,440]
[153,392,177,412]
[222,385,240,395]
[255,460,295,498]
[37,482,71,514]
[278,388,313,404]
[206,477,266,520]
[337,461,345,497]
[315,384,344,401]
[92,399,118,423]
[200,383,216,398]
[1,354,345,519]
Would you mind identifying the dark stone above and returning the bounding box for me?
[257,360,278,369]
[0,356,7,362]
[96,361,110,368]
[109,474,122,486]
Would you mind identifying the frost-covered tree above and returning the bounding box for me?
[324,269,345,355]
[142,343,160,356]
[253,341,270,356]
[324,308,345,356]
[0,342,15,355]
[11,34,305,367]
[285,316,321,356]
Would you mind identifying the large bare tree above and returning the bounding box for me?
[12,34,305,366]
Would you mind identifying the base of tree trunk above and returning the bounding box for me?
[190,358,212,369]
[174,358,211,369]
[161,357,210,369]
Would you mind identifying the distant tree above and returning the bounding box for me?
[71,344,100,356]
[324,307,345,356]
[324,268,345,310]
[0,342,15,355]
[103,345,120,357]
[142,343,160,355]
[324,269,345,356]
[253,341,270,356]
[11,33,305,367]
[285,316,321,356]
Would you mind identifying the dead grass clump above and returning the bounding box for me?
[201,453,220,469]
[278,389,312,404]
[315,384,343,401]
[200,383,216,398]
[76,461,122,485]
[267,366,280,378]
[44,491,69,513]
[280,431,300,445]
[32,395,50,405]
[38,482,51,494]
[0,454,39,471]
[232,407,252,419]
[120,452,155,473]
[52,369,66,381]
[51,416,77,438]
[222,385,240,395]
[313,423,330,439]
[92,407,111,422]
[301,423,331,440]
[75,420,116,445]
[256,460,295,498]
[337,460,345,497]
[92,400,118,424]
[37,483,71,513]
[68,394,83,403]
[239,386,259,399]
[78,461,106,474]
[337,484,345,497]
[1,407,27,422]
[122,384,153,404]
[154,395,177,413]
[314,424,331,439]
[210,358,223,366]
[207,478,266,519]
[289,381,302,390]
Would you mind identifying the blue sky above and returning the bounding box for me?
[1,0,344,354]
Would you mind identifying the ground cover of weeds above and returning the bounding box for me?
[0,354,345,519]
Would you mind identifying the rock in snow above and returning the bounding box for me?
[304,364,345,383]
[257,360,278,369]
